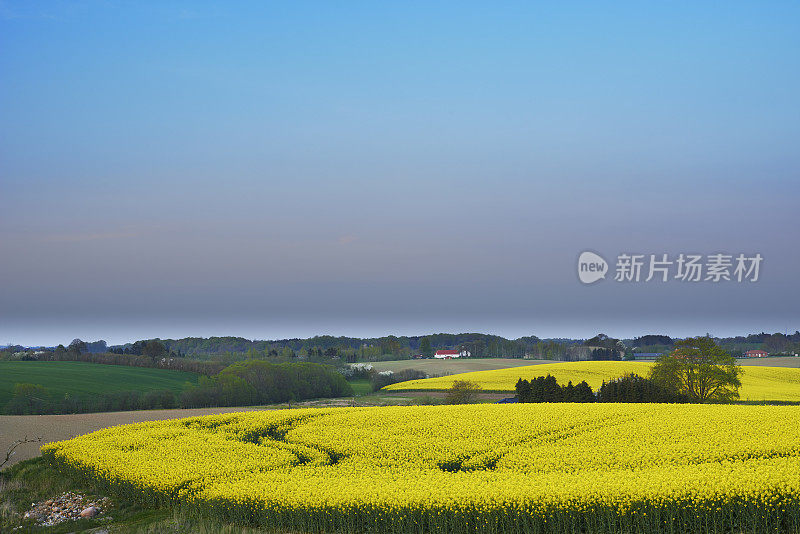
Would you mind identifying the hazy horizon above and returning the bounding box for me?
[2,2,799,347]
[4,319,797,349]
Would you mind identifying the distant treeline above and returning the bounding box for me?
[4,330,799,366]
[3,361,352,415]
[148,331,800,360]
[628,332,800,356]
[110,333,545,360]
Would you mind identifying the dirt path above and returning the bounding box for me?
[0,406,273,468]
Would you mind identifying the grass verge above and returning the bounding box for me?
[0,457,280,533]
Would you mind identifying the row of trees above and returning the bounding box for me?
[596,374,688,403]
[515,373,690,404]
[32,345,224,375]
[4,383,181,415]
[516,376,595,403]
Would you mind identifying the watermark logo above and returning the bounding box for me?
[577,251,608,284]
[578,252,763,284]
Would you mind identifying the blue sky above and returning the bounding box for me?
[1,1,799,345]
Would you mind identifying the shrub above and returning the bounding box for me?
[445,380,481,404]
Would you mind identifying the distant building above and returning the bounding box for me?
[433,349,470,359]
[744,350,768,358]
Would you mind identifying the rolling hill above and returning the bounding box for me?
[0,361,198,406]
[383,361,800,402]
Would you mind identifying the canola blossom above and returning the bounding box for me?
[383,361,800,401]
[43,404,800,533]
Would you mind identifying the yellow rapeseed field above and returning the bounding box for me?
[383,361,800,401]
[43,404,800,533]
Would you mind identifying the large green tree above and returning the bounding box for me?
[650,336,742,402]
[419,337,433,358]
[143,340,167,363]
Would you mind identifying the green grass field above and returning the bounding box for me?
[1,456,270,533]
[346,378,373,396]
[0,362,199,405]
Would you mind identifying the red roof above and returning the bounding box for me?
[435,349,460,355]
